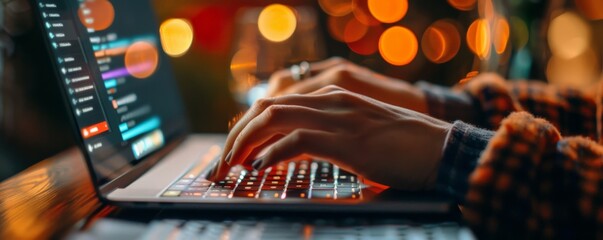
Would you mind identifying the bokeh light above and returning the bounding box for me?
[77,0,115,31]
[447,0,476,11]
[509,16,529,49]
[160,19,194,57]
[421,19,461,64]
[367,0,408,24]
[378,26,418,66]
[548,11,591,59]
[344,17,369,43]
[319,0,353,17]
[125,41,159,79]
[547,49,599,89]
[258,4,297,42]
[348,24,383,55]
[492,17,510,54]
[575,0,603,20]
[352,0,380,26]
[327,14,354,42]
[467,19,491,59]
[230,47,258,93]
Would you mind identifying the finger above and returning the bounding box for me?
[252,129,346,171]
[266,57,348,97]
[208,134,283,181]
[280,65,353,96]
[229,105,342,167]
[222,89,341,163]
[4,0,33,36]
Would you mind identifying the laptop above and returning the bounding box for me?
[31,0,452,213]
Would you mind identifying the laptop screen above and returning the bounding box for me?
[33,0,189,184]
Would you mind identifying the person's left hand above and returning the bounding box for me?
[209,86,451,190]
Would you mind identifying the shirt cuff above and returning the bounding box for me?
[416,81,478,123]
[436,121,494,203]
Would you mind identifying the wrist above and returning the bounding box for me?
[436,121,494,202]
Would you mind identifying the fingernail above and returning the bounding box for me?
[252,158,264,170]
[224,151,233,164]
[7,0,31,13]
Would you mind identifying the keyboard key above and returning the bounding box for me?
[335,188,358,193]
[288,184,310,190]
[190,182,212,187]
[336,183,358,188]
[337,175,357,183]
[187,187,209,191]
[232,191,257,198]
[168,184,188,191]
[180,191,204,197]
[260,191,283,199]
[265,176,285,181]
[311,190,335,199]
[240,181,261,186]
[290,179,310,184]
[316,178,335,183]
[264,180,287,186]
[209,189,231,193]
[261,185,285,191]
[243,176,260,181]
[269,170,286,176]
[176,179,193,185]
[239,185,260,191]
[313,183,335,189]
[162,190,181,197]
[206,192,229,198]
[285,190,309,199]
[212,185,235,190]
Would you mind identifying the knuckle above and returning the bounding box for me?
[264,105,285,121]
[289,130,307,145]
[254,98,273,112]
[323,84,344,93]
[330,56,348,65]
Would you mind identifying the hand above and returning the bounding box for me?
[266,57,428,114]
[210,86,451,190]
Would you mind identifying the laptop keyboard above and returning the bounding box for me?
[139,219,475,240]
[161,160,362,200]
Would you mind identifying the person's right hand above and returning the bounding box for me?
[266,57,428,114]
[209,86,451,190]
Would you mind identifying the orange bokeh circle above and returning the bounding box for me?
[379,26,418,66]
[125,41,159,79]
[466,19,491,59]
[367,0,408,23]
[78,0,115,31]
[421,19,461,64]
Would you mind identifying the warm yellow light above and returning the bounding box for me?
[368,0,408,23]
[492,17,510,54]
[159,18,194,57]
[422,20,461,64]
[258,4,297,42]
[378,26,418,66]
[467,19,491,59]
[548,11,591,59]
[447,0,476,11]
[547,49,599,89]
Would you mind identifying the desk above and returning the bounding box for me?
[0,148,104,239]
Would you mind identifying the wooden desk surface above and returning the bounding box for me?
[0,148,102,239]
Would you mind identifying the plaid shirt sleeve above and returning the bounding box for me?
[423,74,602,238]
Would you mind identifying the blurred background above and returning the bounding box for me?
[1,0,603,180]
